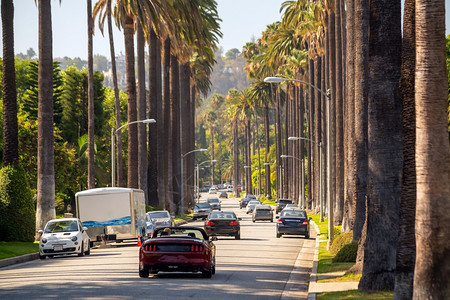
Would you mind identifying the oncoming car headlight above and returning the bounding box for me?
[71,236,78,242]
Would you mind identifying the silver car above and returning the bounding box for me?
[146,210,175,229]
[246,200,262,214]
[193,202,212,220]
[252,205,274,222]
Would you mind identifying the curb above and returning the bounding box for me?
[0,252,40,269]
[307,220,321,300]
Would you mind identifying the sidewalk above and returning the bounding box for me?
[306,221,359,299]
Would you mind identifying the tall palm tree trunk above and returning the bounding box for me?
[314,56,321,212]
[359,0,402,291]
[1,0,18,167]
[233,119,239,198]
[136,21,147,201]
[328,8,336,232]
[264,105,271,198]
[36,0,55,239]
[87,0,95,189]
[163,38,173,212]
[124,14,138,188]
[170,54,180,214]
[307,58,314,208]
[413,0,450,298]
[148,28,159,205]
[106,0,123,187]
[394,0,416,298]
[246,119,252,195]
[180,62,190,213]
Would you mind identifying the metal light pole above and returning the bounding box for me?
[111,119,156,187]
[180,149,208,217]
[265,76,331,231]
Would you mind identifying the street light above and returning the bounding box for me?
[288,136,323,219]
[111,119,156,187]
[196,159,216,203]
[266,75,332,246]
[181,148,208,217]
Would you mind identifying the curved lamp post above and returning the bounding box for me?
[267,75,332,246]
[181,149,208,217]
[111,119,156,187]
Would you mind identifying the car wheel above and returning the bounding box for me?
[85,241,91,255]
[202,266,213,278]
[77,242,85,257]
[305,232,310,239]
[252,220,255,223]
[39,254,46,260]
[139,266,149,278]
[235,233,240,240]
[271,219,273,222]
[276,233,281,238]
[193,217,196,221]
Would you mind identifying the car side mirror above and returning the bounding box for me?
[238,218,242,221]
[309,217,312,221]
[38,230,43,234]
[82,227,88,231]
[209,236,217,241]
[171,215,175,219]
[276,216,279,219]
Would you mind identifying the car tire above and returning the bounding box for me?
[235,233,240,240]
[202,265,213,278]
[39,254,46,260]
[276,233,281,238]
[271,219,273,222]
[78,242,85,257]
[85,241,91,255]
[305,232,310,239]
[193,217,196,221]
[139,266,149,278]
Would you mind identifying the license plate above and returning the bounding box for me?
[53,245,63,251]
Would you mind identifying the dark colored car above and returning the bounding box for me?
[275,199,293,214]
[276,208,310,239]
[252,205,274,222]
[139,227,216,278]
[219,191,228,199]
[247,194,257,200]
[207,197,221,210]
[239,198,251,209]
[204,211,241,240]
[193,202,212,220]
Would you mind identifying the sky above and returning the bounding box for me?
[6,0,286,60]
[3,0,450,60]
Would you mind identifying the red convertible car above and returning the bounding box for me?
[139,227,216,278]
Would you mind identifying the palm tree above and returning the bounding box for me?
[93,0,124,187]
[1,0,19,167]
[358,0,402,292]
[394,0,416,298]
[87,0,95,189]
[35,0,56,239]
[413,0,450,298]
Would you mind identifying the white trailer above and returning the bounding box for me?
[75,187,147,243]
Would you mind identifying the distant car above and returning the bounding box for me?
[193,202,212,220]
[276,199,293,214]
[219,191,228,198]
[285,203,299,209]
[139,227,216,278]
[246,200,262,214]
[208,188,218,194]
[227,185,233,192]
[207,197,221,210]
[252,205,274,222]
[204,211,241,240]
[247,194,257,200]
[200,186,209,193]
[276,208,310,239]
[239,198,251,209]
[147,210,175,229]
[38,218,90,259]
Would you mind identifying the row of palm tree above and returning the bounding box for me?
[228,0,449,297]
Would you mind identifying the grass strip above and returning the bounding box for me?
[317,290,393,299]
[0,241,39,260]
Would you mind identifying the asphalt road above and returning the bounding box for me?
[0,194,311,300]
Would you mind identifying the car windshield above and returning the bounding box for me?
[45,220,79,233]
[208,198,219,203]
[196,203,210,209]
[149,211,170,218]
[209,212,236,219]
[154,228,206,240]
[281,210,307,218]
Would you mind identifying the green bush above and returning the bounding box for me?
[332,241,358,263]
[0,166,35,241]
[329,231,353,255]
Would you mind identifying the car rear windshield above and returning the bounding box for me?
[278,200,293,204]
[208,198,219,203]
[209,212,236,219]
[281,210,306,218]
[149,211,170,218]
[196,203,210,209]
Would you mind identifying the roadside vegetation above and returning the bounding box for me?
[0,241,39,260]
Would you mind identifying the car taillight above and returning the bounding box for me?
[277,219,284,224]
[302,220,308,225]
[205,220,215,226]
[146,244,157,251]
[191,244,204,252]
[229,221,239,225]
